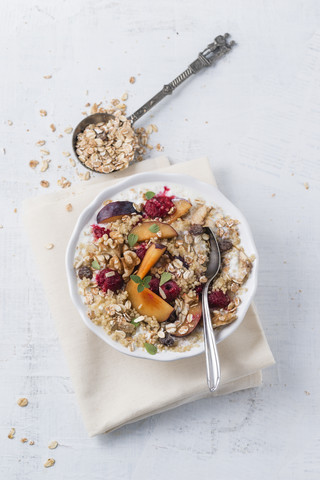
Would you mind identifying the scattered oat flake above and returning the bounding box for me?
[13,208,17,213]
[48,440,58,449]
[2,147,6,154]
[66,203,73,212]
[62,151,71,157]
[156,144,163,151]
[304,182,310,190]
[69,158,76,167]
[43,75,52,79]
[36,140,46,146]
[129,76,136,84]
[29,160,39,169]
[40,180,50,188]
[40,110,47,117]
[40,160,50,172]
[57,177,71,188]
[271,193,276,197]
[64,127,73,134]
[121,93,128,101]
[17,397,28,407]
[40,149,50,155]
[152,124,158,132]
[50,123,56,132]
[79,171,91,181]
[29,440,35,445]
[44,458,55,468]
[46,243,54,250]
[305,390,310,396]
[8,120,13,125]
[0,225,3,229]
[21,437,28,443]
[8,428,15,439]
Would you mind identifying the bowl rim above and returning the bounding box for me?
[65,172,259,362]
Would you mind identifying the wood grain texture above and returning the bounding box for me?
[0,0,319,478]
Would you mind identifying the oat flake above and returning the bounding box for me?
[17,397,28,407]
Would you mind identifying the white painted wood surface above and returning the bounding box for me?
[1,1,319,478]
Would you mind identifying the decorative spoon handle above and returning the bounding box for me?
[127,33,236,124]
[202,282,221,392]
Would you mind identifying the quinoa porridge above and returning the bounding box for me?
[73,183,254,355]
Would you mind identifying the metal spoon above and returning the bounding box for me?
[72,33,236,172]
[202,226,221,392]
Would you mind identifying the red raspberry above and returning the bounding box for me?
[195,284,204,295]
[144,196,175,218]
[208,290,230,309]
[91,225,109,241]
[135,243,147,260]
[159,280,181,303]
[149,277,160,294]
[96,268,123,293]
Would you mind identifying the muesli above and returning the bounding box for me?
[74,183,253,355]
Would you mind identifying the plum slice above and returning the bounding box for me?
[129,221,177,242]
[136,243,166,279]
[97,201,137,224]
[126,280,173,322]
[173,298,202,337]
[164,199,192,224]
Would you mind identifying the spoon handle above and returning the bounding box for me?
[202,282,221,392]
[127,33,235,124]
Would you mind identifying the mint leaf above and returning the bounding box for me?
[143,275,152,288]
[149,223,160,233]
[91,260,101,270]
[137,283,145,293]
[144,342,157,355]
[130,274,141,284]
[145,191,155,200]
[128,233,138,248]
[160,272,172,286]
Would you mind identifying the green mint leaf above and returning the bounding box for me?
[91,260,101,270]
[145,191,155,200]
[160,272,172,286]
[149,223,160,233]
[137,283,145,293]
[144,342,157,355]
[128,233,139,248]
[130,274,142,284]
[131,319,140,327]
[143,275,152,288]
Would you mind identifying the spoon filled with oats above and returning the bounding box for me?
[72,34,236,174]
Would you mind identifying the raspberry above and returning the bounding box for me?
[91,225,109,241]
[149,277,160,294]
[208,290,230,309]
[144,196,175,218]
[159,280,181,303]
[135,243,147,260]
[195,284,204,295]
[96,268,123,293]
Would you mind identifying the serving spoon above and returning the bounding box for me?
[72,33,236,172]
[202,226,221,392]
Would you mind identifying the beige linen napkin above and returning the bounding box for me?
[23,156,274,436]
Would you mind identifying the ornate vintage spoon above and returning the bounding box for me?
[72,33,236,172]
[203,226,221,392]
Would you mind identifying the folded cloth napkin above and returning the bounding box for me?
[22,156,274,436]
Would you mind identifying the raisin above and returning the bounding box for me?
[78,266,93,280]
[218,238,233,252]
[189,224,204,235]
[159,332,175,347]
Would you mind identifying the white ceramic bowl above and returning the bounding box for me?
[66,172,258,361]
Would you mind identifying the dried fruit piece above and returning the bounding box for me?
[217,238,233,252]
[78,266,93,280]
[189,224,204,235]
[158,332,175,346]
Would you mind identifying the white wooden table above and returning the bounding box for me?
[1,1,319,478]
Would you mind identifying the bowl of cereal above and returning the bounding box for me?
[66,173,258,361]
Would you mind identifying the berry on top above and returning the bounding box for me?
[208,290,230,309]
[91,225,109,241]
[159,280,181,303]
[96,268,123,293]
